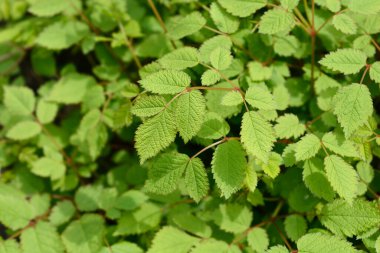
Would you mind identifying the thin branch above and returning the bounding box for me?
[190,137,240,160]
[360,64,371,84]
[147,0,177,49]
[118,23,142,69]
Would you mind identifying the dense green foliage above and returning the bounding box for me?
[1,0,380,252]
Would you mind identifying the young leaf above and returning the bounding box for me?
[319,49,367,74]
[324,155,359,203]
[348,0,380,15]
[259,9,295,35]
[199,35,232,63]
[36,100,58,124]
[61,214,105,253]
[49,201,76,226]
[147,226,200,253]
[132,95,166,117]
[321,132,358,158]
[176,90,206,142]
[245,85,276,110]
[36,20,89,50]
[241,111,275,162]
[21,221,65,253]
[214,203,252,234]
[210,47,232,70]
[185,158,209,202]
[295,134,320,161]
[0,240,21,253]
[144,153,189,194]
[0,184,34,230]
[158,47,200,70]
[297,233,357,253]
[48,73,94,104]
[31,157,66,180]
[212,140,247,198]
[303,158,336,201]
[135,107,177,163]
[274,114,305,139]
[320,199,380,237]
[284,215,307,242]
[281,0,300,10]
[332,14,357,35]
[266,245,289,253]
[217,0,266,17]
[28,0,74,17]
[167,12,206,40]
[6,121,42,140]
[221,91,243,106]
[191,240,232,253]
[247,227,269,252]
[139,70,191,94]
[197,112,230,140]
[4,86,35,115]
[210,3,239,34]
[332,83,373,138]
[369,61,380,83]
[201,69,221,86]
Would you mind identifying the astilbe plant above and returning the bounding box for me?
[0,0,380,252]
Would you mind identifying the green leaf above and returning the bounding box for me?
[256,152,282,179]
[324,155,359,203]
[332,14,357,34]
[98,242,143,253]
[132,95,166,117]
[212,140,247,198]
[115,202,161,235]
[6,121,41,140]
[348,0,380,15]
[201,69,221,86]
[36,100,58,124]
[173,213,212,238]
[158,47,200,70]
[266,245,289,253]
[48,73,94,104]
[245,85,276,110]
[369,61,380,83]
[247,227,269,252]
[191,240,232,253]
[49,201,76,226]
[115,190,148,211]
[320,199,380,237]
[147,226,200,253]
[199,35,232,63]
[139,70,191,94]
[321,132,358,158]
[274,35,300,57]
[21,221,64,253]
[376,236,380,253]
[221,91,243,106]
[167,12,206,40]
[61,214,105,253]
[214,203,252,234]
[217,0,266,17]
[326,0,341,12]
[135,107,177,163]
[185,158,209,202]
[241,111,275,163]
[28,0,77,17]
[210,3,239,34]
[303,158,335,201]
[297,233,357,253]
[144,153,189,194]
[4,86,35,115]
[75,185,102,212]
[36,20,89,50]
[281,0,299,10]
[210,47,232,70]
[319,49,367,74]
[274,114,305,139]
[284,215,307,241]
[31,157,66,180]
[248,62,272,81]
[295,134,321,161]
[259,9,295,35]
[0,240,21,253]
[176,90,206,142]
[332,83,373,138]
[197,112,230,139]
[0,184,34,230]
